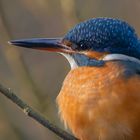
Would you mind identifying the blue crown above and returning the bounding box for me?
[64,18,140,59]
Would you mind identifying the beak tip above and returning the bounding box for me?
[8,40,27,47]
[8,41,13,45]
[8,40,18,46]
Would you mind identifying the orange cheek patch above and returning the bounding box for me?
[81,51,109,59]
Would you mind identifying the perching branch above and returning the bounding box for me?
[0,83,78,140]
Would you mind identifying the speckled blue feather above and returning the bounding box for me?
[64,18,140,59]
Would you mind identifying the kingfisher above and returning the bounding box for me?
[10,18,140,140]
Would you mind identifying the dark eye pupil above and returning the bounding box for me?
[71,41,88,50]
[79,41,87,50]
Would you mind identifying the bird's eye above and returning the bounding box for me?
[80,44,84,47]
[78,41,87,50]
[71,43,85,50]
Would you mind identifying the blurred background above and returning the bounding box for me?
[0,0,140,139]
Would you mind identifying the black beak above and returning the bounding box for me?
[9,38,74,53]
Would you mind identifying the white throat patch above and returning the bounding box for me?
[60,53,78,69]
[60,53,140,69]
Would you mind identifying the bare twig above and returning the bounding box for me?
[0,83,78,140]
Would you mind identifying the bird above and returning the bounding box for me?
[10,17,140,140]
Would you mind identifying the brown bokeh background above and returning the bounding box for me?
[0,0,140,140]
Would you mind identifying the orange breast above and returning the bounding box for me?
[57,62,140,140]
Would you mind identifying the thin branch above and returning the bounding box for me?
[0,83,78,140]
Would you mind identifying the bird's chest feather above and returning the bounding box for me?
[57,62,140,140]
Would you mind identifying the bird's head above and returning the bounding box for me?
[10,18,140,69]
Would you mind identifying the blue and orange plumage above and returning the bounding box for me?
[57,61,140,140]
[10,18,140,140]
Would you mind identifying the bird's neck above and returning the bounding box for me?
[60,53,105,69]
[61,52,140,70]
